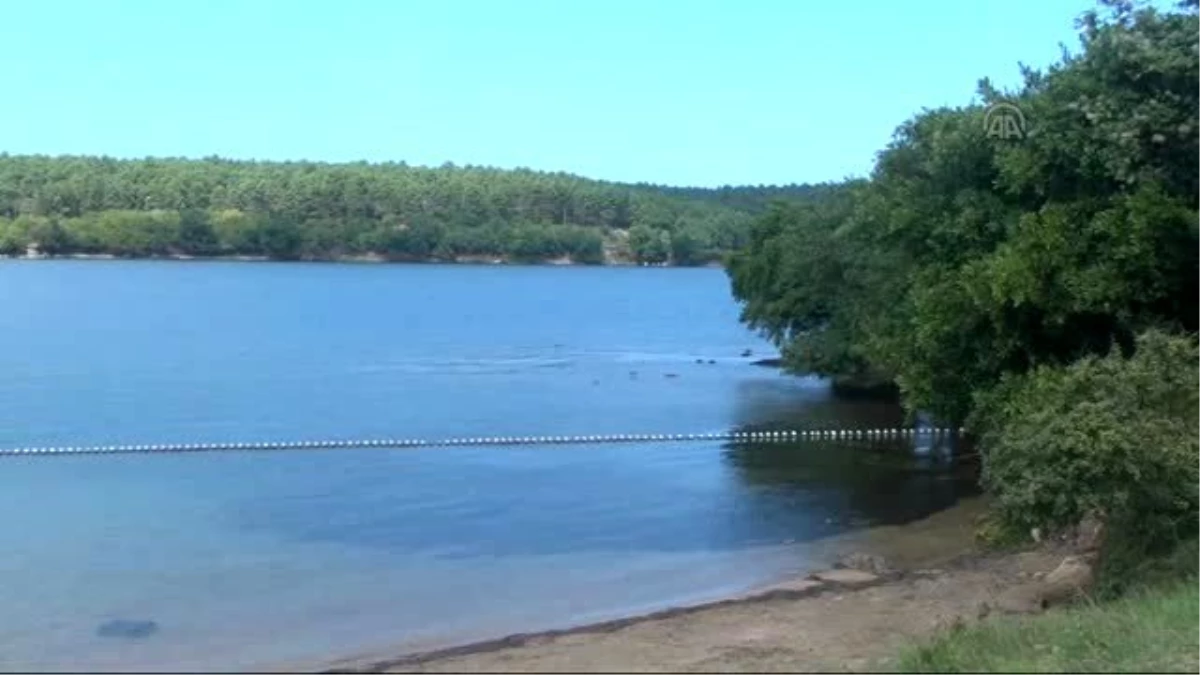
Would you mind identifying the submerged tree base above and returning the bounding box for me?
[750,357,901,401]
[830,375,900,401]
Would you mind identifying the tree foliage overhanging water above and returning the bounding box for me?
[726,0,1198,425]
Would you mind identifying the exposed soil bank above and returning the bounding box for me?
[307,499,1078,674]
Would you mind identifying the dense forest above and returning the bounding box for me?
[728,0,1197,569]
[0,155,825,265]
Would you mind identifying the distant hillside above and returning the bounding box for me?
[648,183,846,215]
[0,155,827,265]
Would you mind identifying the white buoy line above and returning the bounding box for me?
[0,427,967,458]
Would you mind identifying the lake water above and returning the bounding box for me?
[0,261,975,672]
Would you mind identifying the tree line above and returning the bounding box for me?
[0,156,819,265]
[728,0,1198,569]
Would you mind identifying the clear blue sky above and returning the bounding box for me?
[0,0,1141,186]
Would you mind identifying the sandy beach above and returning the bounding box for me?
[305,498,1073,674]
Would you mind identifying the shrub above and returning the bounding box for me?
[973,509,1031,550]
[969,330,1198,553]
[1094,531,1200,599]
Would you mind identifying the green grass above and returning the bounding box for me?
[897,580,1200,673]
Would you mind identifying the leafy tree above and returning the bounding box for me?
[627,224,670,263]
[250,216,303,260]
[669,224,712,266]
[177,209,219,255]
[728,1,1198,425]
[28,216,72,254]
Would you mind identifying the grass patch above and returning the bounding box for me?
[897,580,1199,673]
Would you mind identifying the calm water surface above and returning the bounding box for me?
[0,261,974,672]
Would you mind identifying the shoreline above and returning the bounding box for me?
[1,253,726,269]
[308,498,991,674]
[318,573,895,674]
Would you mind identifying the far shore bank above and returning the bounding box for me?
[304,498,994,674]
[1,252,727,269]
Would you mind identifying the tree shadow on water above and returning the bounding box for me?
[719,379,980,543]
[229,381,979,559]
[720,426,980,542]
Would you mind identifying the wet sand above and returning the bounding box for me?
[307,498,1070,674]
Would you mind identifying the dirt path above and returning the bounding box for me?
[318,502,1074,674]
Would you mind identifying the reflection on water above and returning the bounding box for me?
[722,436,977,532]
[722,378,978,544]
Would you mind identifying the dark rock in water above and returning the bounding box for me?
[707,359,717,364]
[96,618,159,639]
[695,358,704,364]
[741,349,753,357]
[751,357,784,367]
[664,373,679,378]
